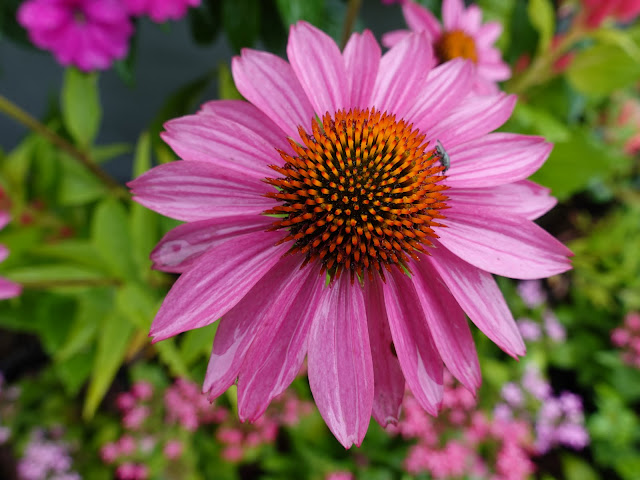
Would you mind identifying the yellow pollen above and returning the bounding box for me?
[435,29,478,63]
[264,108,449,283]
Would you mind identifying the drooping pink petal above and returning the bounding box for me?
[204,253,307,400]
[162,107,289,177]
[0,278,21,300]
[371,32,434,120]
[426,244,525,357]
[232,49,315,140]
[150,230,288,341]
[449,181,557,221]
[128,161,270,222]
[402,0,442,38]
[438,205,572,279]
[343,30,381,108]
[364,276,404,426]
[382,270,443,415]
[428,93,516,147]
[287,22,348,114]
[444,133,552,188]
[237,264,325,421]
[408,59,474,133]
[380,29,412,48]
[412,258,481,392]
[150,215,274,273]
[307,277,374,448]
[441,0,466,29]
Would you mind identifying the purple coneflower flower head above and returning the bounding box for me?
[123,0,201,23]
[382,0,511,94]
[0,212,21,300]
[17,0,133,72]
[129,21,571,447]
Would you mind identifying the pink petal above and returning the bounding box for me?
[232,49,314,140]
[0,245,9,263]
[236,264,325,421]
[449,180,557,221]
[204,253,307,400]
[381,30,411,48]
[343,30,381,108]
[371,32,434,120]
[429,93,516,148]
[476,22,503,46]
[382,270,443,415]
[198,99,291,156]
[151,215,274,273]
[438,205,572,279]
[444,133,552,188]
[426,244,525,357]
[408,59,474,133]
[162,109,287,178]
[413,258,481,392]
[442,0,465,29]
[128,161,270,222]
[364,276,404,426]
[287,22,348,114]
[460,5,482,33]
[150,230,288,341]
[0,278,21,300]
[402,1,442,38]
[307,277,374,448]
[0,212,9,229]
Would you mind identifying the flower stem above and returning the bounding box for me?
[0,94,128,198]
[341,0,363,49]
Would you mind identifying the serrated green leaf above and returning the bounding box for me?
[527,0,554,53]
[92,199,137,280]
[61,68,101,147]
[567,42,640,96]
[84,310,135,418]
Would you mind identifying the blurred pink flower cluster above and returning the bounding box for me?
[611,312,640,368]
[515,280,567,343]
[0,207,21,300]
[494,365,589,454]
[17,0,201,72]
[388,372,536,480]
[100,377,313,475]
[17,428,80,480]
[581,0,640,28]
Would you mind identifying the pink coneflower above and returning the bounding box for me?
[17,0,133,72]
[382,0,510,94]
[130,22,571,447]
[0,212,21,300]
[123,0,201,23]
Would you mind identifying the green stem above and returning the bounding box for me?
[505,27,585,95]
[341,0,363,49]
[0,95,128,198]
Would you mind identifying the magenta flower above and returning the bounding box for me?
[383,0,511,94]
[130,22,571,447]
[17,0,133,72]
[581,0,640,28]
[0,213,21,300]
[123,0,201,23]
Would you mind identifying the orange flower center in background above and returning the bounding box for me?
[264,108,448,283]
[435,30,478,63]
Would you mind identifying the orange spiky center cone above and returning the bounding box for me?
[264,108,448,283]
[435,29,478,63]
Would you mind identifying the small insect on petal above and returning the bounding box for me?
[435,140,450,172]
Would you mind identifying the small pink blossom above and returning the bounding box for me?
[0,212,21,300]
[131,381,154,401]
[163,440,183,460]
[123,0,201,23]
[17,0,133,72]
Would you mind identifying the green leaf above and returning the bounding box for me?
[84,310,135,418]
[189,0,221,45]
[92,143,132,164]
[527,0,554,53]
[179,323,217,365]
[61,68,102,147]
[567,42,640,96]
[563,455,599,480]
[506,102,571,142]
[92,199,137,280]
[57,153,108,206]
[55,350,94,396]
[218,63,243,100]
[222,0,260,52]
[4,264,111,285]
[276,0,326,27]
[32,240,110,272]
[155,339,190,378]
[115,283,157,329]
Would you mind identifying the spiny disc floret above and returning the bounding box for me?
[264,108,448,282]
